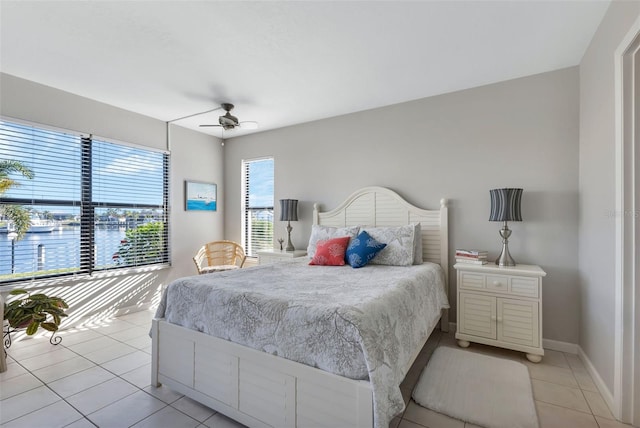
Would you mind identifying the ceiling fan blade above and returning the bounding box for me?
[199,124,222,128]
[239,121,259,130]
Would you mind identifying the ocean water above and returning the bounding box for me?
[186,200,217,211]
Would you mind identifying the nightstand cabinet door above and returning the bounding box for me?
[458,292,496,340]
[497,298,539,348]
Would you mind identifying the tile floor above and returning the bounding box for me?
[0,310,634,428]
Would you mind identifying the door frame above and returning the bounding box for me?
[614,15,640,425]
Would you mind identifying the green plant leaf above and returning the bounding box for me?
[29,294,48,300]
[52,313,61,325]
[9,289,28,295]
[40,322,58,332]
[25,320,39,335]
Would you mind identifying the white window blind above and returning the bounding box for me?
[242,158,274,257]
[0,120,169,284]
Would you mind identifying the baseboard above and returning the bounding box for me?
[542,338,578,354]
[578,346,616,418]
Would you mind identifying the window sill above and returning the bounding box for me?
[0,264,171,292]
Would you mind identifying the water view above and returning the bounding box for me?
[0,226,126,276]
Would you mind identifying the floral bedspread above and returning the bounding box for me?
[154,258,449,428]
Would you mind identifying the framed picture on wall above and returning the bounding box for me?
[185,180,217,211]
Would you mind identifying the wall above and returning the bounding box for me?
[579,1,640,395]
[0,73,224,326]
[224,67,580,343]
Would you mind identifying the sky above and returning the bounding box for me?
[248,158,274,209]
[1,121,165,211]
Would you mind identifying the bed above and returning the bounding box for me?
[151,186,449,428]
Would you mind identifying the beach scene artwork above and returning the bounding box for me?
[185,181,217,211]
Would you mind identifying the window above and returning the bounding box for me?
[0,119,169,284]
[242,158,274,257]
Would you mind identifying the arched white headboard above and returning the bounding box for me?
[313,186,449,330]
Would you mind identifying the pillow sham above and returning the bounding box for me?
[365,224,415,266]
[307,225,359,258]
[346,230,387,268]
[308,236,351,266]
[413,223,423,265]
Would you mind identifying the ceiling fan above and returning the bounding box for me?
[199,103,258,131]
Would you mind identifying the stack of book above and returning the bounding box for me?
[455,249,489,265]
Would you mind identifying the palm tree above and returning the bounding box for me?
[0,160,34,239]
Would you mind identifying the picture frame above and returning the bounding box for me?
[185,180,217,211]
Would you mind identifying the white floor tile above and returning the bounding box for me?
[5,338,64,360]
[202,412,247,428]
[47,365,116,397]
[0,360,29,381]
[101,350,150,375]
[109,326,151,342]
[132,405,200,428]
[583,390,615,419]
[0,372,44,400]
[18,346,78,371]
[125,334,152,350]
[83,341,137,364]
[536,400,598,428]
[143,385,184,404]
[540,349,570,369]
[0,385,61,424]
[87,389,166,427]
[121,363,152,389]
[90,319,140,335]
[66,336,121,355]
[66,377,138,414]
[2,398,83,428]
[171,396,216,422]
[526,362,579,388]
[57,328,104,347]
[532,379,591,413]
[31,355,95,383]
[64,417,97,428]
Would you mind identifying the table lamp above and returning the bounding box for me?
[489,188,523,266]
[279,199,298,252]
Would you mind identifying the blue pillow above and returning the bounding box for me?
[346,230,387,268]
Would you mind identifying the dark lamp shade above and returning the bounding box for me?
[489,188,523,222]
[279,199,299,222]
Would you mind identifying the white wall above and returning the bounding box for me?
[0,73,224,324]
[224,67,580,343]
[578,1,640,394]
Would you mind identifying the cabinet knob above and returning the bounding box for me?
[493,281,503,287]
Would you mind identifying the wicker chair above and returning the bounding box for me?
[193,240,247,274]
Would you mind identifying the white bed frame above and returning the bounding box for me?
[151,186,448,428]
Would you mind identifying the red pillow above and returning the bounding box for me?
[308,236,351,266]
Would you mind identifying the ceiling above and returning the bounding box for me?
[0,1,610,139]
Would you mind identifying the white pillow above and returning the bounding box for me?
[365,224,415,266]
[307,225,360,258]
[413,223,423,265]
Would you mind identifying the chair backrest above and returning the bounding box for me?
[193,240,246,274]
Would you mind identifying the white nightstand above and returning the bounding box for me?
[454,263,547,363]
[257,249,307,265]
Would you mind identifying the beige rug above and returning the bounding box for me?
[412,346,539,428]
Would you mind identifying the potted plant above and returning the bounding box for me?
[3,289,68,339]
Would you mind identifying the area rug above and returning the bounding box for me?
[412,346,539,428]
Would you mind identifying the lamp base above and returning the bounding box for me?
[495,244,516,266]
[496,222,516,266]
[285,222,295,252]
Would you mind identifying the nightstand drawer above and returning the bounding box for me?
[459,272,485,290]
[486,275,508,292]
[510,277,539,298]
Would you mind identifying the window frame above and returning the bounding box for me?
[0,118,170,285]
[241,157,274,258]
